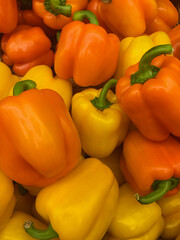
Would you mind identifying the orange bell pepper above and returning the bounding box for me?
[120,129,180,204]
[86,0,158,38]
[32,0,88,29]
[0,80,81,187]
[1,25,54,76]
[116,44,180,142]
[54,10,120,87]
[0,0,18,33]
[145,0,179,34]
[168,24,180,60]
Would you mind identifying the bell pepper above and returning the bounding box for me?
[24,157,119,240]
[32,0,88,29]
[120,129,180,204]
[1,24,54,76]
[71,79,129,158]
[0,170,16,231]
[114,31,171,79]
[86,0,158,38]
[0,62,19,100]
[116,44,180,141]
[168,24,180,60]
[9,65,73,110]
[0,210,60,240]
[145,0,179,34]
[107,183,164,240]
[54,10,120,87]
[0,0,18,33]
[157,189,180,239]
[0,80,81,187]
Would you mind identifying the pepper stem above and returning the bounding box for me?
[135,177,180,204]
[73,10,99,25]
[131,44,173,85]
[44,0,71,17]
[13,80,37,96]
[24,221,58,240]
[91,79,118,110]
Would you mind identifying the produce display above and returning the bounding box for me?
[0,0,180,239]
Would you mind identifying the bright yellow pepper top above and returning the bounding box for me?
[0,170,16,231]
[0,62,19,100]
[157,189,180,240]
[108,183,164,240]
[113,31,171,79]
[34,158,119,240]
[9,65,72,109]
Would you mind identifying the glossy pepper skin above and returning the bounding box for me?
[0,0,18,33]
[114,31,171,79]
[158,189,180,239]
[120,130,180,204]
[32,0,88,29]
[1,25,54,76]
[71,79,129,158]
[25,158,119,240]
[116,44,180,141]
[107,183,164,240]
[86,0,158,38]
[145,0,179,34]
[54,10,120,87]
[0,81,81,187]
[168,24,180,60]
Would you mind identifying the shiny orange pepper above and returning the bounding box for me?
[54,10,120,87]
[86,0,158,38]
[1,25,54,76]
[0,0,18,33]
[0,80,81,187]
[32,0,88,29]
[168,24,180,60]
[145,0,179,34]
[116,44,180,142]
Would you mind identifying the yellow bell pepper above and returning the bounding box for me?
[157,189,180,239]
[0,62,19,100]
[9,65,72,109]
[71,79,130,158]
[113,31,171,79]
[108,183,164,240]
[0,170,16,231]
[0,210,59,240]
[24,158,119,240]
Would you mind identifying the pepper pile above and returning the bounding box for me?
[0,0,180,240]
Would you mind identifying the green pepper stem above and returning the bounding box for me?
[131,44,173,85]
[73,10,99,25]
[135,177,180,204]
[91,79,118,110]
[13,80,37,96]
[24,221,58,240]
[44,0,71,17]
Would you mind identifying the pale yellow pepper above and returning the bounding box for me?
[108,183,164,240]
[114,31,171,79]
[9,65,72,109]
[157,189,180,239]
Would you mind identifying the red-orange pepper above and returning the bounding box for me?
[0,0,18,33]
[116,44,180,142]
[0,80,81,187]
[54,10,120,87]
[168,24,180,60]
[32,0,88,29]
[145,0,179,34]
[1,25,54,76]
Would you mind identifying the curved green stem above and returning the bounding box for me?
[73,10,99,25]
[44,0,71,17]
[135,177,180,204]
[24,221,58,240]
[91,79,117,110]
[131,44,173,85]
[13,80,37,96]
